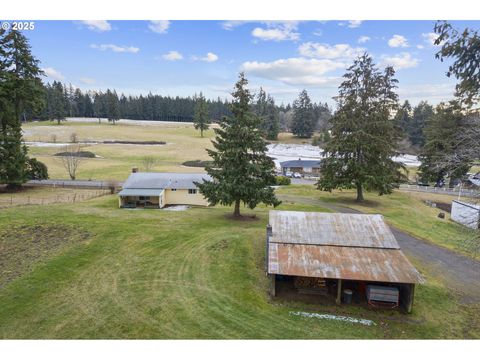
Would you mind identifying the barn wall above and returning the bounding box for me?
[451,200,480,229]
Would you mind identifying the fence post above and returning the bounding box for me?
[73,193,76,203]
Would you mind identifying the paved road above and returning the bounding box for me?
[278,194,480,304]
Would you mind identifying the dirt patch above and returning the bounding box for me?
[0,223,91,288]
[224,213,259,221]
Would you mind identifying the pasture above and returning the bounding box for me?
[0,187,479,339]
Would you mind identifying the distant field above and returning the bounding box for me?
[23,121,217,181]
[0,186,478,339]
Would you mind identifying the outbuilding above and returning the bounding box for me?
[280,159,321,176]
[266,210,424,312]
[118,171,211,209]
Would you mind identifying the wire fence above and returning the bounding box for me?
[399,184,480,199]
[0,189,112,208]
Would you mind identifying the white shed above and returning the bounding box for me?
[451,200,480,229]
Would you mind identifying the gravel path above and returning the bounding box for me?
[278,194,480,304]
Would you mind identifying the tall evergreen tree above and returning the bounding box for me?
[394,100,412,137]
[106,89,120,125]
[254,88,280,140]
[196,73,280,217]
[418,102,472,186]
[193,92,210,137]
[409,101,433,147]
[0,29,44,188]
[317,53,405,202]
[51,81,67,124]
[291,90,315,138]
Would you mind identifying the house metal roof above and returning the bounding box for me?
[122,172,212,190]
[118,188,163,196]
[269,210,399,249]
[280,160,321,168]
[267,210,424,284]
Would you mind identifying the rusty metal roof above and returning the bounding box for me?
[267,210,424,284]
[269,210,399,249]
[268,243,424,284]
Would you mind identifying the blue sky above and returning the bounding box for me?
[22,20,480,107]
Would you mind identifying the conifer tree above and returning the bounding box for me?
[193,92,210,137]
[106,89,120,124]
[196,73,280,217]
[254,87,280,140]
[418,102,472,186]
[291,90,315,138]
[317,53,405,202]
[0,29,44,188]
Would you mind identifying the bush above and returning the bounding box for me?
[182,159,214,168]
[275,176,291,186]
[54,151,96,158]
[26,158,49,180]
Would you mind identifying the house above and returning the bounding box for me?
[266,210,424,312]
[118,171,212,208]
[451,200,480,229]
[280,159,321,176]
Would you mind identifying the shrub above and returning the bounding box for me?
[182,159,214,168]
[54,151,96,158]
[26,158,49,180]
[275,176,291,186]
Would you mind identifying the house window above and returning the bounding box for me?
[188,189,197,195]
[139,196,151,200]
[171,189,177,192]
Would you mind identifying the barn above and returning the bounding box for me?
[118,171,211,209]
[266,210,424,312]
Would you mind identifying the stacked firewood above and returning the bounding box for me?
[294,277,327,289]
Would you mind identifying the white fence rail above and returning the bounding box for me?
[399,184,480,198]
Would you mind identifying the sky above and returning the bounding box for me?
[20,20,480,107]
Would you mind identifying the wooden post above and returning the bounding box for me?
[336,279,342,305]
[269,274,276,297]
[406,284,415,314]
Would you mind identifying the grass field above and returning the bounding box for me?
[276,185,476,258]
[0,186,479,339]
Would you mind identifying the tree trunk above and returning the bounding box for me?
[356,182,364,202]
[200,129,203,138]
[233,199,241,217]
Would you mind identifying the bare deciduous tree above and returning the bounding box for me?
[141,156,157,171]
[70,132,79,143]
[61,144,83,180]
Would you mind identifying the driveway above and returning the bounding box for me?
[278,194,480,304]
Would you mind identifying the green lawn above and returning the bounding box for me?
[0,187,478,339]
[276,185,477,258]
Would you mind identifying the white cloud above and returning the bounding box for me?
[162,50,183,61]
[358,36,371,44]
[252,25,300,41]
[79,77,95,85]
[298,42,365,60]
[388,34,409,48]
[241,57,345,86]
[422,32,444,46]
[313,29,323,37]
[381,52,419,70]
[42,67,65,81]
[148,20,170,34]
[397,83,455,104]
[348,20,363,28]
[193,52,219,62]
[416,44,425,49]
[221,20,250,30]
[79,20,111,32]
[90,44,140,53]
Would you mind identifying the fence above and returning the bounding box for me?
[399,184,480,198]
[0,189,111,208]
[27,179,122,189]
